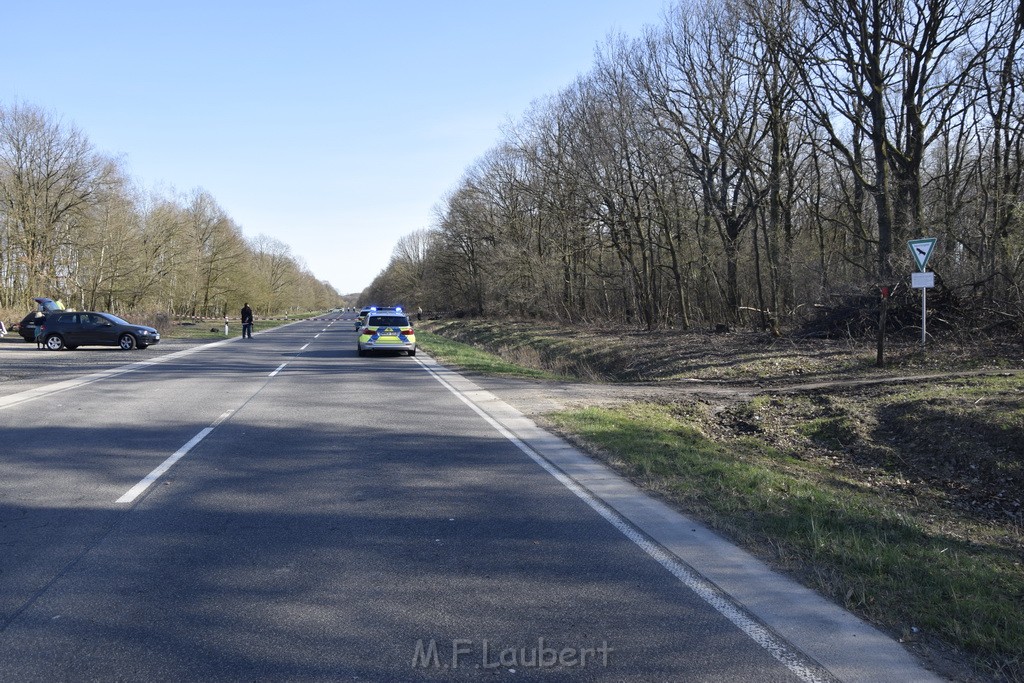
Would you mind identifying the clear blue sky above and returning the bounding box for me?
[3,1,668,295]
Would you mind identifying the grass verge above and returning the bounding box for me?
[547,403,1022,679]
[416,331,562,379]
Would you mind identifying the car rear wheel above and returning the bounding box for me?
[119,334,137,350]
[408,348,416,356]
[45,335,65,351]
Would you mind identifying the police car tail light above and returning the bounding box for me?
[401,329,413,335]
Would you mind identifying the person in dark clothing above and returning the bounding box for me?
[241,303,253,339]
[34,315,45,349]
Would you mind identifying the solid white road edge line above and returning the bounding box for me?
[116,410,234,504]
[414,358,828,683]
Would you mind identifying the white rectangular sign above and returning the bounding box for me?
[911,272,935,289]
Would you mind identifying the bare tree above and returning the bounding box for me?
[636,0,768,321]
[72,162,145,311]
[183,189,246,317]
[513,87,609,321]
[389,228,434,307]
[0,102,112,303]
[432,181,495,315]
[978,1,1024,298]
[249,234,302,313]
[791,0,999,279]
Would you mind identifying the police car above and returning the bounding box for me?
[355,306,375,329]
[357,307,417,356]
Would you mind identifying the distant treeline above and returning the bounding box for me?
[363,0,1023,332]
[0,102,339,318]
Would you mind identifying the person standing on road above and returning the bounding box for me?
[34,315,45,349]
[241,303,253,339]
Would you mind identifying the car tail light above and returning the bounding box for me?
[360,327,371,335]
[401,329,413,335]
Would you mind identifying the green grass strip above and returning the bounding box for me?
[549,403,1023,669]
[416,331,562,379]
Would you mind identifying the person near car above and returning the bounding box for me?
[34,316,45,349]
[241,303,253,339]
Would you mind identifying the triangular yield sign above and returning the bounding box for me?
[907,238,937,271]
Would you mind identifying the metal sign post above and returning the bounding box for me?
[908,239,937,348]
[922,282,927,347]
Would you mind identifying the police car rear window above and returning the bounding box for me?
[368,316,408,327]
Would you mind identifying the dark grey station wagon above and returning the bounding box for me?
[40,312,160,351]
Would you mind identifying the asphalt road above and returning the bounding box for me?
[0,314,932,681]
